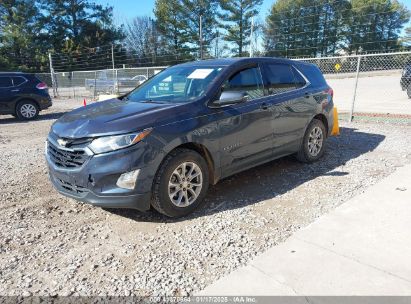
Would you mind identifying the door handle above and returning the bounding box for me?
[261,102,269,110]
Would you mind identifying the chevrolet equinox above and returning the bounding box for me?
[46,58,334,218]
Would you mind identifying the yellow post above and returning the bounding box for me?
[331,107,340,136]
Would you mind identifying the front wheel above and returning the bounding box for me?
[152,148,209,218]
[296,119,327,163]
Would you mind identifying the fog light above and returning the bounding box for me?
[116,169,140,190]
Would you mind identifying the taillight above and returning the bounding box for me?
[326,88,334,98]
[36,82,48,89]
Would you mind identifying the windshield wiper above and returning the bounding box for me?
[139,99,167,104]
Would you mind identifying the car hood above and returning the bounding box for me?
[51,98,189,138]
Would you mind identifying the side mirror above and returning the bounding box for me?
[213,91,248,107]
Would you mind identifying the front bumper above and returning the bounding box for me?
[46,137,158,211]
[49,171,151,209]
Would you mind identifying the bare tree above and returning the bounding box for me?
[124,16,161,65]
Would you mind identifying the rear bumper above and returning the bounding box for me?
[38,96,52,110]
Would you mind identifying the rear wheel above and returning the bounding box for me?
[152,148,209,218]
[296,119,327,163]
[16,100,39,120]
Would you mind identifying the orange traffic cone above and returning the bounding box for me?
[83,98,87,107]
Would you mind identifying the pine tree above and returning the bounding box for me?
[180,0,220,58]
[264,0,350,57]
[154,0,191,62]
[219,0,263,56]
[0,0,50,71]
[39,0,124,53]
[403,26,411,49]
[345,0,410,54]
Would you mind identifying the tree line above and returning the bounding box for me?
[265,0,410,57]
[0,0,410,72]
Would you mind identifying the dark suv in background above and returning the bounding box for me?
[0,72,52,120]
[400,64,411,98]
[46,58,335,218]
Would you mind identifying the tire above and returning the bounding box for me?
[296,119,327,163]
[16,100,39,120]
[407,85,411,99]
[152,148,209,218]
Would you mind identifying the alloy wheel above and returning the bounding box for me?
[308,126,323,157]
[20,104,37,119]
[168,162,203,207]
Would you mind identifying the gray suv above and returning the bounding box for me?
[46,58,334,218]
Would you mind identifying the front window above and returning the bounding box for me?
[125,66,224,103]
[220,67,264,100]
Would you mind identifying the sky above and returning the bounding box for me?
[95,0,275,24]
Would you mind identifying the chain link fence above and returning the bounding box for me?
[35,51,411,122]
[36,66,167,101]
[297,51,411,121]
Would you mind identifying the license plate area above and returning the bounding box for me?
[51,171,88,196]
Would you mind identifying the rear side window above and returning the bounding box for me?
[12,76,27,86]
[223,67,264,100]
[297,63,327,87]
[292,67,307,88]
[264,64,297,95]
[0,76,13,88]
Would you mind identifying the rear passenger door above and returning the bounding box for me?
[261,63,312,156]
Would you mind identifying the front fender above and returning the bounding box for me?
[150,118,222,182]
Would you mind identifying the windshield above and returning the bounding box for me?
[125,65,225,103]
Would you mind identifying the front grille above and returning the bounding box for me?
[47,141,89,169]
[56,178,88,195]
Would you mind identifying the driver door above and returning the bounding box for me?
[215,65,274,177]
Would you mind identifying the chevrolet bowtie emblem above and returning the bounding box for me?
[57,138,69,147]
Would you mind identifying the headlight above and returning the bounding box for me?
[88,129,152,154]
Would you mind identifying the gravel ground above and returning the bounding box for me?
[1,99,411,297]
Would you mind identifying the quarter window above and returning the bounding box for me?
[292,68,307,88]
[222,67,264,100]
[12,77,26,87]
[0,77,12,88]
[265,64,302,95]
